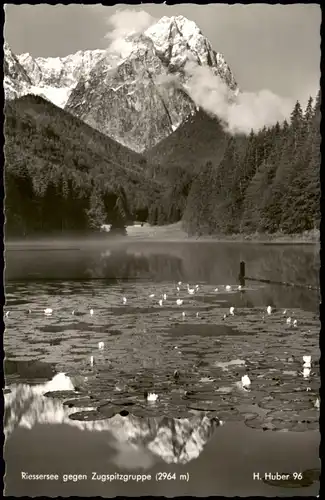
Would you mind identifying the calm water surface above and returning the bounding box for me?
[4,240,320,496]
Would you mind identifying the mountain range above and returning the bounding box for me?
[4,15,237,152]
[4,14,319,238]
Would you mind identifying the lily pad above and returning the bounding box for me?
[268,408,318,423]
[258,398,313,411]
[215,386,233,394]
[134,404,166,418]
[241,412,260,421]
[110,399,136,407]
[97,403,123,418]
[43,390,82,399]
[69,410,109,421]
[183,391,222,403]
[269,390,314,402]
[244,416,275,431]
[267,383,307,394]
[186,401,220,412]
[62,397,99,408]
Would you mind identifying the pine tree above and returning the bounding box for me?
[304,96,314,131]
[86,190,107,230]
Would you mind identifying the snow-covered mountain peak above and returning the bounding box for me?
[12,48,111,107]
[3,41,34,100]
[146,15,200,37]
[18,48,108,86]
[142,15,238,94]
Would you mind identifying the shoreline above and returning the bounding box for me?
[5,224,319,248]
[127,223,320,245]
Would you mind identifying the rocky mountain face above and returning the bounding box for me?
[16,49,116,108]
[65,34,196,153]
[66,16,237,152]
[4,15,238,152]
[3,42,33,100]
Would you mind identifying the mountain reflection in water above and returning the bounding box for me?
[4,373,220,466]
[4,371,320,497]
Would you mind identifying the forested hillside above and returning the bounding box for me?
[146,91,320,236]
[4,91,320,239]
[4,95,162,237]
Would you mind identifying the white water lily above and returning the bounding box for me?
[241,374,251,390]
[163,293,167,300]
[187,285,195,295]
[214,287,219,292]
[286,317,291,325]
[267,306,272,315]
[229,307,235,316]
[293,319,298,327]
[237,285,242,290]
[90,355,94,367]
[122,297,127,305]
[196,312,199,318]
[89,309,94,316]
[149,294,155,298]
[303,355,311,368]
[5,311,10,317]
[315,397,320,410]
[176,299,183,306]
[44,308,53,316]
[283,309,287,315]
[146,392,158,402]
[158,299,163,307]
[182,311,186,318]
[178,281,182,286]
[225,285,231,291]
[98,341,104,350]
[302,367,311,379]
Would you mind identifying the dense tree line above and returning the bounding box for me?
[148,92,320,236]
[4,92,320,238]
[4,95,162,237]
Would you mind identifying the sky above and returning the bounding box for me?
[4,3,321,108]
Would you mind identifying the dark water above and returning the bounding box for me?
[4,241,320,496]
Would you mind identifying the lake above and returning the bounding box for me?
[3,239,320,496]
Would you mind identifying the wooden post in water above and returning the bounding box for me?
[238,261,246,287]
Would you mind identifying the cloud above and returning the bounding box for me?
[183,61,293,134]
[104,9,156,59]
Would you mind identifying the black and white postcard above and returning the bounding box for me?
[2,3,321,497]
